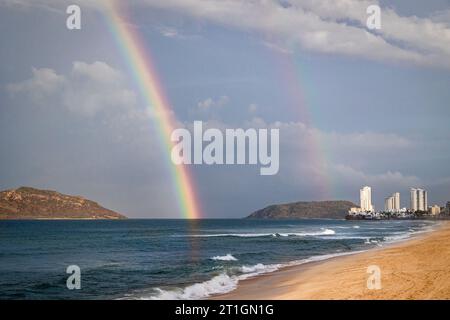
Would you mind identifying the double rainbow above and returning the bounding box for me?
[102,1,201,219]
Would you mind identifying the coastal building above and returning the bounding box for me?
[349,207,361,214]
[384,192,401,212]
[410,188,427,212]
[393,192,400,211]
[428,205,441,215]
[411,189,417,211]
[385,196,394,212]
[360,186,374,212]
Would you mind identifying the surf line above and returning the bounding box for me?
[171,121,279,176]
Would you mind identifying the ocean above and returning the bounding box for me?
[0,219,437,300]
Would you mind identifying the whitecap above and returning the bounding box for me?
[183,228,335,238]
[211,254,238,261]
[148,273,238,300]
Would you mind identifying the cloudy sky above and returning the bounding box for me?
[1,0,450,218]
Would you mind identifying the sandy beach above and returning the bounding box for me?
[213,221,450,300]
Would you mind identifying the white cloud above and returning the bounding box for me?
[237,117,420,190]
[7,61,137,117]
[4,0,450,68]
[255,119,412,152]
[158,26,180,38]
[248,103,258,113]
[197,98,214,111]
[431,9,450,26]
[324,130,411,150]
[156,25,201,40]
[141,0,450,69]
[297,0,450,62]
[71,61,123,85]
[197,95,229,111]
[261,40,293,54]
[4,60,184,216]
[7,67,65,103]
[332,164,421,188]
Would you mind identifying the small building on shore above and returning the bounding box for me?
[429,205,441,215]
[349,207,362,214]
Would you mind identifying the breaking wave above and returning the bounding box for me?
[211,254,238,261]
[136,250,364,300]
[188,228,336,238]
[147,274,238,300]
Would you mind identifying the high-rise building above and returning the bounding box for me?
[385,196,394,211]
[393,192,400,211]
[360,186,374,212]
[384,192,400,212]
[411,188,418,211]
[418,189,424,211]
[410,188,427,212]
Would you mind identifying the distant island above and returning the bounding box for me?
[0,187,126,220]
[246,200,357,219]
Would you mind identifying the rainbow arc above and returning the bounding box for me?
[103,0,201,219]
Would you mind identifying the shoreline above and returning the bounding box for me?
[212,221,450,300]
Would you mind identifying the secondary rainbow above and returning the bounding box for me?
[264,47,332,200]
[102,1,201,219]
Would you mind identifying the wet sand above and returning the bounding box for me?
[213,221,450,300]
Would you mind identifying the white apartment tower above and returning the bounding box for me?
[384,192,400,212]
[393,192,400,211]
[410,188,427,212]
[411,188,418,211]
[418,190,424,211]
[385,196,394,212]
[360,186,374,212]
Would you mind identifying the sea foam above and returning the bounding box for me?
[211,254,238,261]
[149,273,238,300]
[139,250,364,300]
[189,228,336,238]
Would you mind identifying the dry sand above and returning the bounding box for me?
[213,221,450,300]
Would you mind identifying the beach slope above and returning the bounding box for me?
[214,222,450,300]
